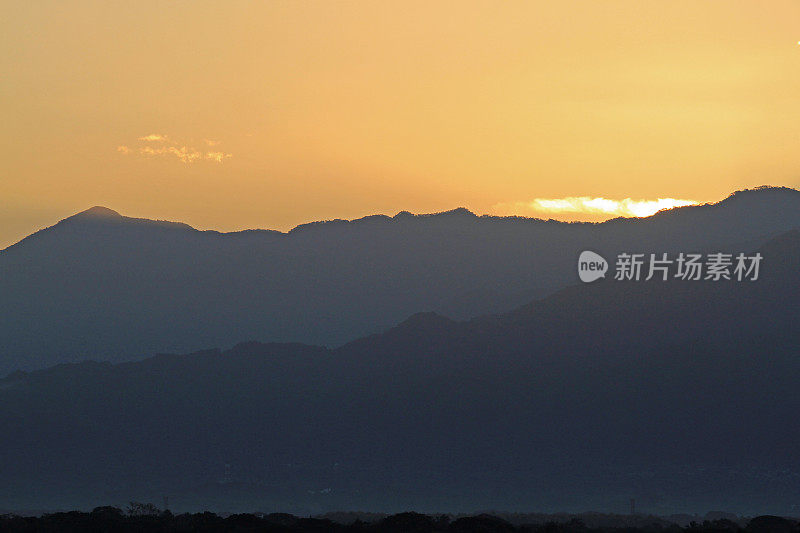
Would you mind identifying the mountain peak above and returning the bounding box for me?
[71,206,122,220]
[435,207,476,218]
[719,185,800,204]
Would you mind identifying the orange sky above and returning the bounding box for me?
[2,1,800,248]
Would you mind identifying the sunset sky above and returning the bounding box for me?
[2,1,800,249]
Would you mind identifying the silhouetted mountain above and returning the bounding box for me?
[0,229,797,514]
[1,186,798,374]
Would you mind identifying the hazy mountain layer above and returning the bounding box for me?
[0,186,798,373]
[0,229,797,514]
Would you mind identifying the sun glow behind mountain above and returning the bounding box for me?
[492,197,699,220]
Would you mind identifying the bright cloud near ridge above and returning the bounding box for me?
[492,197,699,220]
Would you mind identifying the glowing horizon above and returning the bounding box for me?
[492,197,700,220]
[2,1,800,248]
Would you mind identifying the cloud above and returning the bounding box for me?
[491,196,699,219]
[140,145,203,163]
[117,134,232,164]
[205,151,232,163]
[138,133,169,142]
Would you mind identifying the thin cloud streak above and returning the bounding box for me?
[205,151,231,163]
[492,197,699,219]
[138,133,169,142]
[117,134,232,164]
[139,145,203,164]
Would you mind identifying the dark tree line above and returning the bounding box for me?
[0,507,797,533]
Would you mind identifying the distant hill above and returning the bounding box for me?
[0,228,797,514]
[0,185,798,373]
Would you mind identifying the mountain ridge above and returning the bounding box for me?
[0,185,798,374]
[5,186,797,253]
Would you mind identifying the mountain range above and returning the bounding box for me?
[0,211,797,514]
[1,185,798,374]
